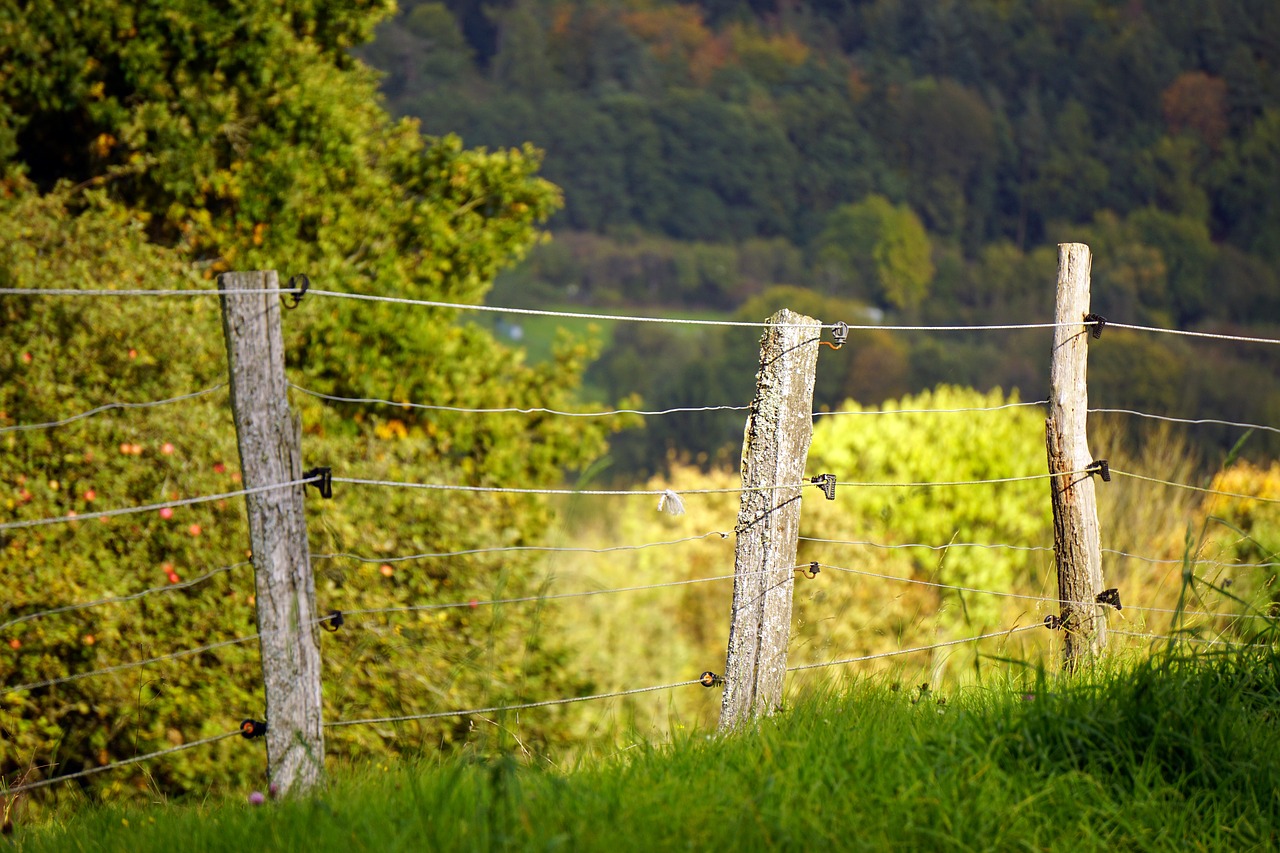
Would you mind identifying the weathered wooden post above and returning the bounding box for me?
[219,270,325,793]
[719,309,821,730]
[1045,243,1107,670]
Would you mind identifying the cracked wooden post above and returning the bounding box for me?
[219,270,324,793]
[1046,243,1107,671]
[719,309,821,730]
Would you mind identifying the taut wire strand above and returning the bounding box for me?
[1089,408,1280,435]
[814,400,1048,417]
[306,290,1096,332]
[0,560,252,632]
[1111,469,1280,504]
[325,680,701,728]
[0,287,300,297]
[0,477,318,532]
[1107,322,1280,346]
[1,635,261,696]
[0,384,227,434]
[330,477,814,497]
[786,625,1040,672]
[288,382,748,417]
[1,730,241,795]
[312,531,731,565]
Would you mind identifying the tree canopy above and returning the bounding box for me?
[1,0,622,799]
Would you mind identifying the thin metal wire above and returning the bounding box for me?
[803,536,1280,571]
[1111,469,1280,504]
[0,384,227,434]
[1101,548,1280,570]
[325,679,702,728]
[1107,322,1280,347]
[1,730,242,795]
[0,287,299,297]
[0,561,253,633]
[313,531,731,565]
[307,290,1090,333]
[330,477,814,497]
[801,536,1052,554]
[341,574,743,620]
[817,562,1270,622]
[786,625,1040,673]
[1089,408,1280,436]
[814,400,1048,417]
[0,477,316,532]
[288,382,748,418]
[308,290,811,328]
[839,470,1089,488]
[1110,629,1272,647]
[332,470,1091,497]
[1,634,260,696]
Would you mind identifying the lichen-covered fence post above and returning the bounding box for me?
[1045,243,1109,671]
[219,270,324,793]
[719,309,821,730]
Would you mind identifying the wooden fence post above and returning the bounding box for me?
[218,270,325,793]
[1045,243,1107,670]
[719,309,821,730]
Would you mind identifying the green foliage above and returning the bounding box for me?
[811,195,935,311]
[372,0,1280,265]
[1212,107,1280,261]
[0,0,626,803]
[801,386,1053,635]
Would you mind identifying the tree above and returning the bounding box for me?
[1212,108,1280,261]
[810,195,935,311]
[1161,71,1229,150]
[802,386,1054,634]
[1,0,621,799]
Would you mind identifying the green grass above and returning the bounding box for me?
[11,647,1280,851]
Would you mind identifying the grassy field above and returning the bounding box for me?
[11,646,1279,851]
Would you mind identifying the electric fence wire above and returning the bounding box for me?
[331,469,1094,498]
[814,400,1049,417]
[1089,408,1280,435]
[0,560,253,633]
[0,476,319,532]
[1,634,261,697]
[1110,629,1276,647]
[815,562,1273,623]
[786,624,1041,673]
[801,535,1280,571]
[0,287,300,298]
[0,384,228,435]
[293,383,1061,420]
[1,730,242,796]
[329,477,819,497]
[325,679,704,729]
[306,289,1098,333]
[339,573,745,620]
[288,382,748,417]
[801,535,1052,554]
[1107,322,1280,347]
[313,531,731,565]
[1112,469,1280,504]
[12,284,1280,344]
[1102,549,1280,570]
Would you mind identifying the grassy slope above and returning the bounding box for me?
[13,648,1279,852]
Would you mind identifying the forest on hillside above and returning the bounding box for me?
[362,0,1280,473]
